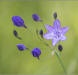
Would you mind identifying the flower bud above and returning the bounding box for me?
[12,16,27,28]
[32,14,42,22]
[53,12,57,20]
[58,44,63,52]
[13,30,22,40]
[16,44,27,51]
[31,48,41,59]
[39,29,43,38]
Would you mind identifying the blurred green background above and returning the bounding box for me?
[0,1,78,75]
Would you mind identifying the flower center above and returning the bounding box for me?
[54,30,61,39]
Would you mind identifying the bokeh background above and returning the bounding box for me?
[0,1,78,75]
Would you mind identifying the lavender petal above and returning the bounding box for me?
[60,35,66,41]
[53,19,61,29]
[52,39,59,46]
[43,32,54,40]
[45,24,54,32]
[61,27,69,34]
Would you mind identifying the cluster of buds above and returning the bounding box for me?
[12,14,42,59]
[12,12,69,60]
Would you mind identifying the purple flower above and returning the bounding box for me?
[16,44,27,51]
[32,14,42,22]
[43,19,69,46]
[31,48,41,59]
[12,16,27,28]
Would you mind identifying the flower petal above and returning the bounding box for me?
[43,32,54,40]
[53,19,61,29]
[61,35,66,41]
[52,38,59,46]
[61,27,69,34]
[45,24,54,32]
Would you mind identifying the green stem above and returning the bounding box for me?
[36,29,67,75]
[55,51,67,75]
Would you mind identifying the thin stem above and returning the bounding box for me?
[34,23,67,74]
[44,43,67,74]
[36,31,67,74]
[36,29,53,50]
[55,51,67,75]
[40,22,46,31]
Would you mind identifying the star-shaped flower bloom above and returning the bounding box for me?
[43,19,69,46]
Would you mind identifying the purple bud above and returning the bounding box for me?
[13,30,22,40]
[16,44,26,51]
[32,14,42,22]
[39,29,43,38]
[53,12,57,20]
[12,16,27,28]
[13,30,18,37]
[58,44,63,52]
[32,48,41,59]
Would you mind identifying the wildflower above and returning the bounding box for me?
[43,19,69,46]
[53,12,57,20]
[13,30,22,40]
[16,44,27,51]
[58,44,63,52]
[32,14,42,22]
[31,48,41,59]
[12,16,27,28]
